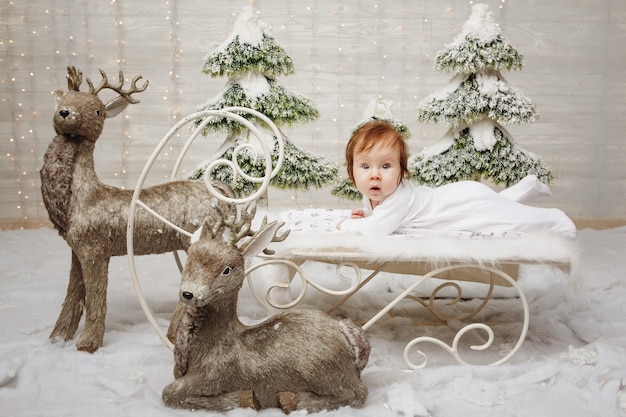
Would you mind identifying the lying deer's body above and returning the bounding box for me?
[163,217,370,413]
[41,67,232,352]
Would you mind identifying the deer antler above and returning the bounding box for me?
[235,204,290,254]
[200,202,289,252]
[66,66,83,91]
[199,202,249,245]
[225,203,256,246]
[249,213,290,254]
[86,69,149,103]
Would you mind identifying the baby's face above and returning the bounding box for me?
[352,142,402,209]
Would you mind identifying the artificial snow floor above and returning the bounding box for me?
[1,226,625,417]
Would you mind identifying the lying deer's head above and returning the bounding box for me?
[179,204,288,308]
[53,66,148,141]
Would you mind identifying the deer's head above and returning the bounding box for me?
[53,66,148,141]
[179,204,288,308]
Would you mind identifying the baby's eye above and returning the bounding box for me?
[361,163,369,170]
[382,163,391,169]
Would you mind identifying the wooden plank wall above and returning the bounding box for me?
[1,0,625,228]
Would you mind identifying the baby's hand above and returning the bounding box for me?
[351,209,365,219]
[337,209,364,230]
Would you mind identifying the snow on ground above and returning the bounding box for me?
[1,226,625,416]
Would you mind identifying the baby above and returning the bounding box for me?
[337,120,576,238]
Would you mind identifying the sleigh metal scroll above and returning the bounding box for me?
[127,107,284,350]
[246,234,574,368]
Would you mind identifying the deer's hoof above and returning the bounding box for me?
[76,336,101,353]
[277,391,298,414]
[240,390,260,410]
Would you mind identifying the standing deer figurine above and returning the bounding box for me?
[40,66,233,352]
[162,205,370,413]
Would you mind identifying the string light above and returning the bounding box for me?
[113,0,130,188]
[164,0,183,178]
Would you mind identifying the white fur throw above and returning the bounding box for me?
[270,230,577,268]
[267,209,578,269]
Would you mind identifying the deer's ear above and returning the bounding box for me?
[53,89,64,109]
[104,96,131,118]
[241,221,283,261]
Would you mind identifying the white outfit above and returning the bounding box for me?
[497,174,552,204]
[340,177,576,238]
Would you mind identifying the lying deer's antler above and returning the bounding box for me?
[225,203,256,246]
[233,203,290,254]
[201,202,289,253]
[86,69,149,103]
[66,66,83,92]
[200,202,248,244]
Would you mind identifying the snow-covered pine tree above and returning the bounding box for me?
[332,99,410,200]
[411,3,552,187]
[188,7,338,197]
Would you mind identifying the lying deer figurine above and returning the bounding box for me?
[163,205,370,413]
[40,66,233,352]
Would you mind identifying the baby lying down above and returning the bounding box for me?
[335,120,575,239]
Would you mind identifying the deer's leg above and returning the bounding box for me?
[162,377,250,411]
[50,251,85,342]
[75,256,109,352]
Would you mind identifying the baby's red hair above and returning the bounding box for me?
[345,119,410,184]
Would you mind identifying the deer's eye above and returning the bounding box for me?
[222,266,232,276]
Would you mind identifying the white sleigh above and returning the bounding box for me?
[127,108,577,368]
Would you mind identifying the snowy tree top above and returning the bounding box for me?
[202,6,295,78]
[452,3,501,48]
[363,98,396,121]
[227,7,267,46]
[435,3,524,73]
[353,98,411,139]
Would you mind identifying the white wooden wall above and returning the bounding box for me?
[1,0,625,227]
